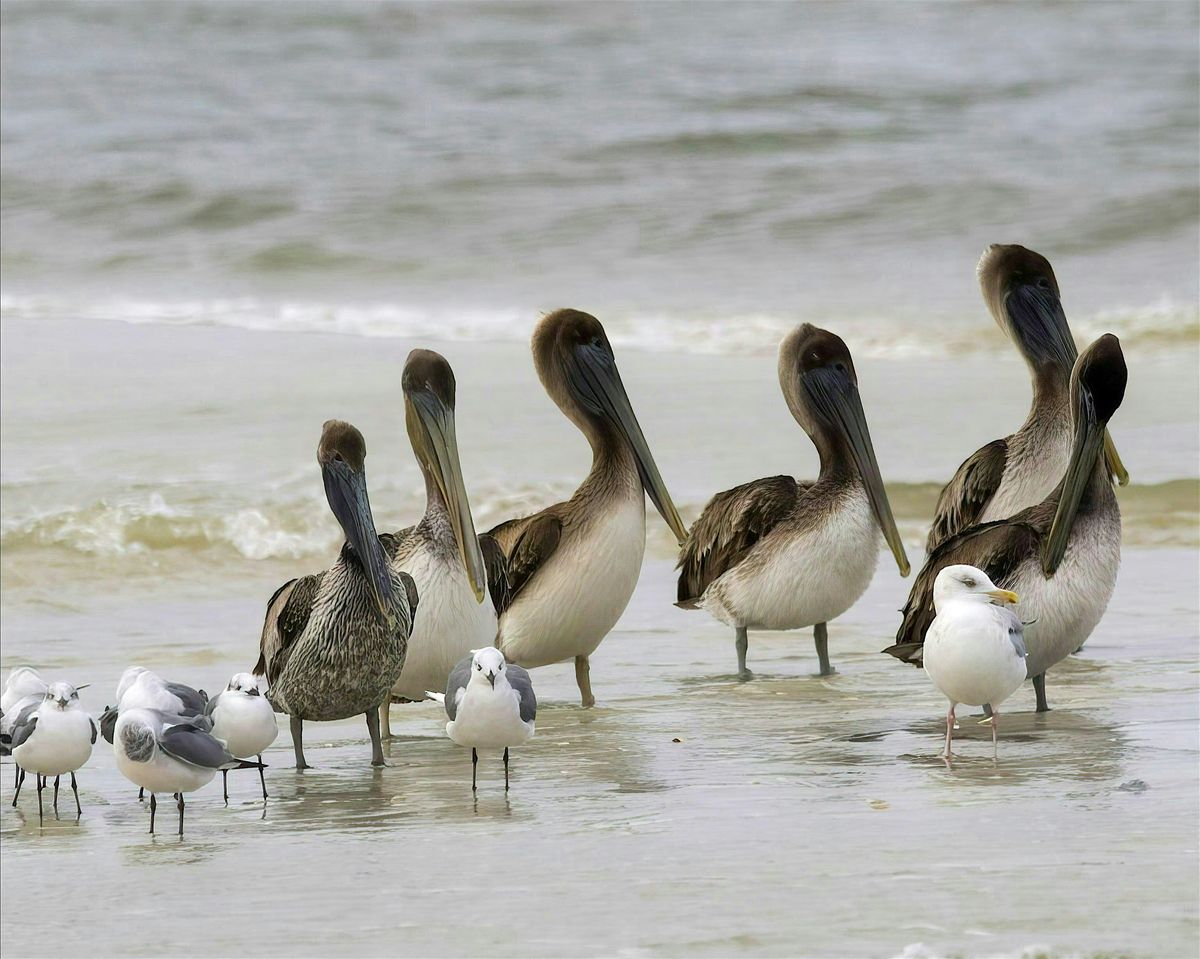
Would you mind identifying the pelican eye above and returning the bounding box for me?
[1035,276,1051,291]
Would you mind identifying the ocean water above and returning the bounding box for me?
[1,3,1198,958]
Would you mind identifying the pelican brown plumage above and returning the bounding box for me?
[255,420,418,768]
[379,350,501,738]
[485,309,687,707]
[677,324,910,678]
[926,244,1127,553]
[886,334,1127,712]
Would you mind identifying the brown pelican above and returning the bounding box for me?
[677,324,910,678]
[255,420,418,768]
[379,350,499,739]
[486,309,687,707]
[886,334,1127,713]
[926,244,1127,552]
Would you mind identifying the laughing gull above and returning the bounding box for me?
[206,673,278,801]
[921,565,1028,760]
[113,707,262,836]
[2,666,49,761]
[9,682,97,821]
[429,647,536,792]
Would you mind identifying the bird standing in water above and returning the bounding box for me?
[206,672,278,800]
[9,681,97,820]
[256,420,419,768]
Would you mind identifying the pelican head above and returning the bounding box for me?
[778,324,909,577]
[403,350,488,603]
[469,646,507,689]
[318,419,393,621]
[932,564,1019,613]
[532,309,687,545]
[979,244,1127,485]
[1043,334,1127,575]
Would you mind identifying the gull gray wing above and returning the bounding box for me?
[8,701,40,752]
[89,717,98,745]
[203,691,223,718]
[926,439,1008,553]
[676,475,800,606]
[158,717,238,769]
[506,664,537,724]
[254,573,321,684]
[165,682,208,716]
[885,502,1051,666]
[98,705,118,744]
[443,655,473,721]
[996,605,1029,663]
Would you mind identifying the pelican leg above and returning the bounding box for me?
[12,767,24,806]
[71,772,82,816]
[735,627,753,680]
[149,793,157,834]
[943,704,956,758]
[290,715,310,770]
[575,655,595,709]
[1033,673,1051,712]
[36,775,44,823]
[53,775,60,814]
[471,748,478,793]
[380,702,394,741]
[815,622,835,676]
[222,769,229,804]
[504,747,510,792]
[258,754,268,800]
[176,792,185,837]
[365,707,386,767]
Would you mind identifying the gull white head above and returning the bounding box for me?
[4,666,47,700]
[43,681,86,711]
[932,565,1019,613]
[226,672,266,697]
[115,666,151,702]
[469,647,508,689]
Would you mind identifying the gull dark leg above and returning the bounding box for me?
[290,715,310,770]
[504,747,510,792]
[981,703,994,719]
[366,707,386,767]
[12,767,24,806]
[575,655,595,709]
[1033,673,1051,712]
[12,763,17,792]
[735,627,752,680]
[814,622,835,676]
[471,747,478,793]
[176,792,185,838]
[149,793,157,834]
[222,770,228,804]
[53,775,61,813]
[258,754,268,800]
[139,787,144,802]
[36,775,44,823]
[71,772,82,816]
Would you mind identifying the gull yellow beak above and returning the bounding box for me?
[988,588,1019,605]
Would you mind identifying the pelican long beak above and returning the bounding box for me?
[1005,282,1078,371]
[1043,385,1105,576]
[569,342,688,545]
[323,458,393,622]
[987,588,1020,605]
[1103,431,1129,486]
[803,367,910,576]
[406,389,487,603]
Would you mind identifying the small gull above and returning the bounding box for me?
[113,706,262,836]
[429,647,536,792]
[921,565,1027,759]
[9,682,97,821]
[206,672,278,801]
[2,666,49,760]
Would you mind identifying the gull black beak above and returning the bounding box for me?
[486,671,496,688]
[803,366,909,576]
[323,458,393,622]
[407,388,488,603]
[246,687,261,697]
[568,341,688,545]
[1042,385,1105,576]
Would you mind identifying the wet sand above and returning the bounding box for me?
[2,315,1198,957]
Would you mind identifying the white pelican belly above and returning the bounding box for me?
[703,485,880,630]
[391,544,498,701]
[499,493,646,668]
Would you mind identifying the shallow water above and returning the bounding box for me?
[2,316,1198,958]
